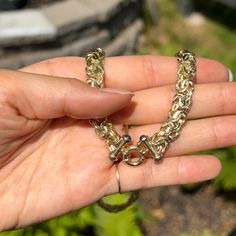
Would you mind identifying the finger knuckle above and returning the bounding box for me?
[211,118,220,147]
[219,83,236,115]
[141,160,155,188]
[176,156,186,185]
[141,55,159,88]
[0,69,15,105]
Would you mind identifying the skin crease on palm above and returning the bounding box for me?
[0,54,234,231]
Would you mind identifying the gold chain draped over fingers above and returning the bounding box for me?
[150,51,196,160]
[85,48,196,212]
[85,48,196,166]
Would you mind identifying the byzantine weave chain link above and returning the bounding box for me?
[85,48,196,166]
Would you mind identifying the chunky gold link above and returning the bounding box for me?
[150,50,196,160]
[85,48,196,166]
[85,48,105,88]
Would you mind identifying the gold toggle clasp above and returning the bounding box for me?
[138,135,162,161]
[122,145,146,166]
[109,134,131,161]
[121,125,146,166]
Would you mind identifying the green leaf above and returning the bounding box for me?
[93,194,143,236]
[213,147,236,190]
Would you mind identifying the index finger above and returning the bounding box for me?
[21,55,229,91]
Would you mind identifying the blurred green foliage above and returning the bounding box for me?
[141,0,236,76]
[212,148,236,190]
[0,193,149,236]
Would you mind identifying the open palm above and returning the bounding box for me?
[0,55,233,231]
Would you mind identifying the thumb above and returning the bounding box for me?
[0,70,133,119]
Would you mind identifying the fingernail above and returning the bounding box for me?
[228,68,234,82]
[100,87,134,96]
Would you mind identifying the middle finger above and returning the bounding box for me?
[111,82,236,125]
[21,56,228,91]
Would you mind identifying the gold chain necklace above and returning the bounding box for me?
[85,48,196,212]
[85,48,196,167]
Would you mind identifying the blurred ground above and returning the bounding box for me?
[140,186,236,236]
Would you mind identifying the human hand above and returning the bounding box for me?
[0,55,233,231]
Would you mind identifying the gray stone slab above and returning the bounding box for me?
[0,30,110,69]
[146,0,159,23]
[63,30,110,56]
[42,0,97,35]
[20,49,68,68]
[0,56,23,69]
[80,0,126,21]
[0,9,57,46]
[104,19,143,56]
[59,25,99,45]
[101,0,143,37]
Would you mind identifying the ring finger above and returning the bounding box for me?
[128,115,236,157]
